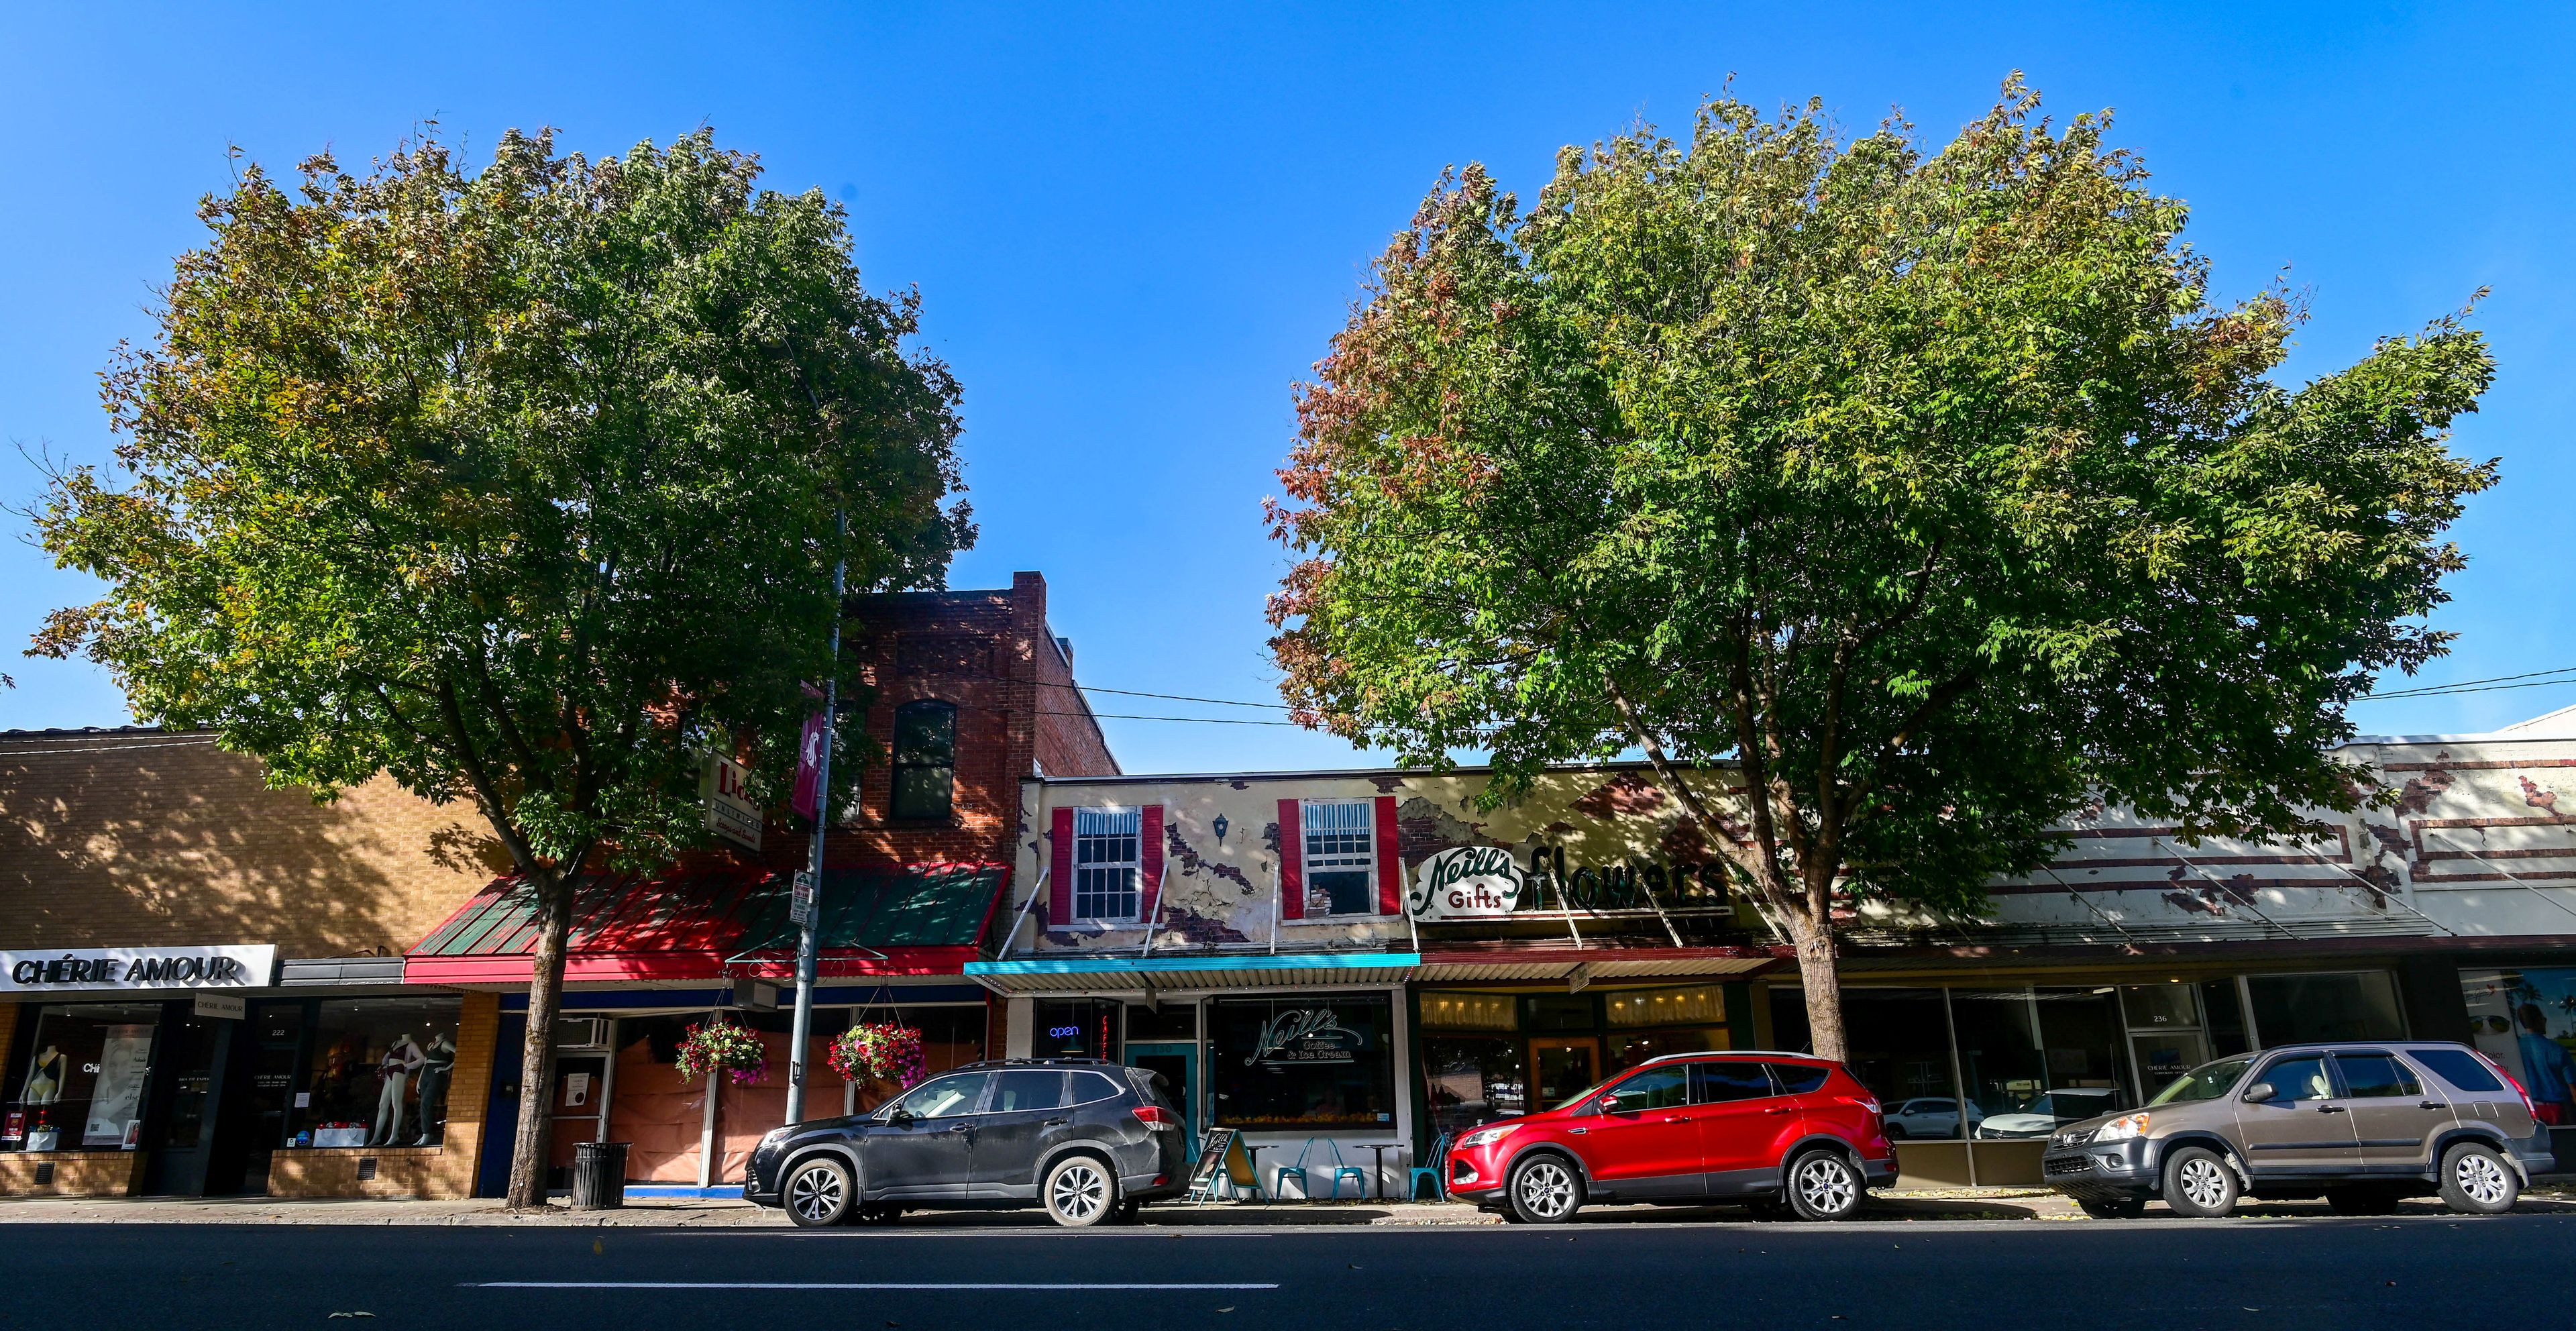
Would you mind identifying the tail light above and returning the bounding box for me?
[1132,1104,1179,1128]
[2479,1053,2538,1117]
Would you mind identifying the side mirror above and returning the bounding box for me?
[1597,1096,1625,1116]
[888,1106,915,1126]
[2241,1081,2276,1104]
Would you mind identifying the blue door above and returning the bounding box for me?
[1126,1041,1199,1161]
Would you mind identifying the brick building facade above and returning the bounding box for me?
[0,572,1114,1199]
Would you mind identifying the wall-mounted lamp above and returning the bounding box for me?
[1212,813,1230,847]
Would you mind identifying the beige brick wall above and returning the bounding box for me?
[0,731,505,956]
[0,1149,144,1196]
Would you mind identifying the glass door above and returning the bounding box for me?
[1126,1042,1198,1159]
[1530,1037,1601,1111]
[2117,984,2212,1101]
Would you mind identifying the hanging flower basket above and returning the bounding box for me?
[675,1019,768,1085]
[828,1022,926,1089]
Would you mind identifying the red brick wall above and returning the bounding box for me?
[812,571,1118,873]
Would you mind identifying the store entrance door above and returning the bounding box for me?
[1127,1042,1198,1159]
[1531,1037,1602,1112]
[140,1012,232,1196]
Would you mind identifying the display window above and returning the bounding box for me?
[1605,985,1725,1028]
[1420,1035,1525,1138]
[2245,971,2404,1047]
[288,997,462,1149]
[5,1003,162,1151]
[1949,988,2129,1138]
[1033,998,1122,1060]
[2462,967,2576,1125]
[1210,995,1395,1128]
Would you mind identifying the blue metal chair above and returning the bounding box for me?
[1408,1132,1452,1202]
[1277,1137,1368,1200]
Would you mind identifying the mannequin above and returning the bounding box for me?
[410,1032,456,1145]
[20,1047,62,1105]
[370,1034,427,1147]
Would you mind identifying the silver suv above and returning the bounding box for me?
[2041,1041,2553,1218]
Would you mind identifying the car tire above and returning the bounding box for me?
[782,1155,856,1228]
[1044,1155,1120,1228]
[2076,1196,2146,1220]
[1784,1149,1864,1222]
[2161,1146,2239,1218]
[2324,1185,2405,1216]
[2438,1141,2520,1216]
[1505,1153,1585,1224]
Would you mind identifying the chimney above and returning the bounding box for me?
[1055,636,1075,668]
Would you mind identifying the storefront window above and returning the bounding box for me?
[1831,989,1960,1136]
[1420,1036,1524,1138]
[1951,989,2128,1136]
[288,998,462,1149]
[1609,1028,1724,1072]
[1605,985,1725,1028]
[1210,995,1395,1128]
[2461,967,2576,1124]
[2245,971,2404,1046]
[4,1004,160,1151]
[1033,999,1121,1060]
[1418,992,1517,1033]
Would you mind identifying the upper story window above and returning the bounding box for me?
[1073,807,1142,921]
[889,700,956,820]
[1303,799,1377,915]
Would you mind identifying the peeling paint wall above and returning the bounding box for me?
[1008,766,1747,955]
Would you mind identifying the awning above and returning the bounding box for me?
[404,863,1010,987]
[963,951,1421,995]
[959,943,1780,996]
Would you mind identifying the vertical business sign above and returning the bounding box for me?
[701,753,763,851]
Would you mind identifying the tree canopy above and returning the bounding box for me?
[1268,83,2497,1058]
[30,126,968,1202]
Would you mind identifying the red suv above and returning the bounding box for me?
[1444,1053,1897,1223]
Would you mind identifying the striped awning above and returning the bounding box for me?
[961,945,1782,994]
[405,863,1009,986]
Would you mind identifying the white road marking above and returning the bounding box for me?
[466,1281,1278,1291]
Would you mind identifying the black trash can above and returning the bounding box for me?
[572,1141,629,1210]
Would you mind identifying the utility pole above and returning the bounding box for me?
[784,513,845,1126]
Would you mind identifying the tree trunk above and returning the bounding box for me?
[504,871,573,1210]
[1789,914,1848,1063]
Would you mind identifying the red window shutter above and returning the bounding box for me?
[1049,806,1075,926]
[1375,794,1403,916]
[1139,805,1167,922]
[1277,798,1305,920]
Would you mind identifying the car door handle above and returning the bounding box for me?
[1763,1106,1794,1115]
[2418,1102,2445,1112]
[1568,1128,1589,1135]
[1042,1117,1069,1126]
[2316,1105,2347,1114]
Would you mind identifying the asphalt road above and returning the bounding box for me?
[19,1210,2575,1330]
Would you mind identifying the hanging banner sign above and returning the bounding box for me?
[792,684,829,820]
[701,754,763,851]
[0,945,276,994]
[1408,847,1525,920]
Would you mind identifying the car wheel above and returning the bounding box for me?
[1784,1149,1864,1222]
[1505,1154,1585,1224]
[1044,1155,1119,1228]
[783,1156,856,1228]
[2324,1185,2405,1216]
[2161,1146,2239,1218]
[2076,1196,2147,1220]
[2438,1142,2520,1216]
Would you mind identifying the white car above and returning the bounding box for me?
[1975,1088,2123,1140]
[1884,1096,1984,1139]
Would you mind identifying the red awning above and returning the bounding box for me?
[402,863,1009,986]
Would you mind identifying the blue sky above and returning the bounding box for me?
[2,3,2568,770]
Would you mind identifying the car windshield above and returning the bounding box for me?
[2148,1055,2254,1106]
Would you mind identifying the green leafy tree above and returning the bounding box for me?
[30,128,969,1206]
[1269,83,2496,1060]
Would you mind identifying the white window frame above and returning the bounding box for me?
[1072,806,1143,923]
[1301,798,1380,917]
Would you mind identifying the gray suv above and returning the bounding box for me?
[745,1059,1189,1227]
[2042,1041,2553,1218]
